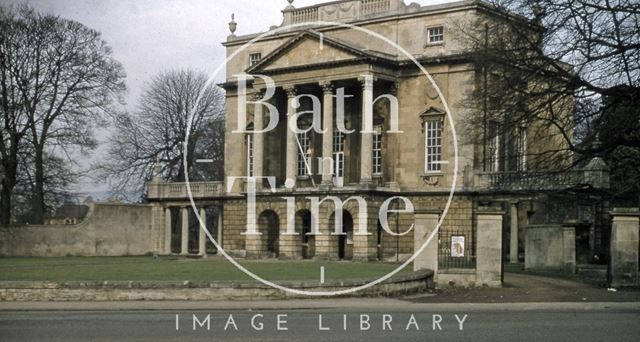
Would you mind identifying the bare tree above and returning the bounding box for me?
[100,69,225,200]
[12,148,75,224]
[0,6,31,224]
[457,0,639,201]
[0,5,126,224]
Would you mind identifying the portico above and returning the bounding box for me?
[239,31,400,191]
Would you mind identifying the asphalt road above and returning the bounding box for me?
[1,306,639,342]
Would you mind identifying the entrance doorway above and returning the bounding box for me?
[332,211,353,260]
[258,210,279,257]
[297,210,315,259]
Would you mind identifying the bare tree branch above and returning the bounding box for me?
[97,69,225,200]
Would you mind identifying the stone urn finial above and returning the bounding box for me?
[286,0,295,10]
[228,13,237,36]
[153,157,162,181]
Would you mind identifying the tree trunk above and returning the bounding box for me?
[1,157,18,225]
[1,177,14,225]
[31,146,45,224]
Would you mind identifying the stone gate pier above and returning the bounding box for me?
[610,208,640,287]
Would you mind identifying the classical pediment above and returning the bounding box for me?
[247,30,392,73]
[420,106,446,121]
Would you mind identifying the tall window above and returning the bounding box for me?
[516,126,527,171]
[333,131,345,178]
[425,120,443,173]
[249,53,262,66]
[246,134,254,177]
[372,126,383,176]
[487,121,500,172]
[427,26,444,44]
[297,131,311,177]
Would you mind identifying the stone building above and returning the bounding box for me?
[0,0,630,287]
[145,0,611,285]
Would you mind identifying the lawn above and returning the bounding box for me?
[0,256,411,282]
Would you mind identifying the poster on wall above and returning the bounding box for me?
[451,235,465,257]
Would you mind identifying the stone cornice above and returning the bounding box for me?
[610,208,640,217]
[219,52,474,90]
[255,58,390,76]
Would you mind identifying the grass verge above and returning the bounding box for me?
[0,256,411,282]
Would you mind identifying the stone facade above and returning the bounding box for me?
[0,0,608,288]
[145,1,611,287]
[216,1,495,266]
[0,2,620,289]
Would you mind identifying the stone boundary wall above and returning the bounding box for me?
[0,270,433,301]
[0,203,155,257]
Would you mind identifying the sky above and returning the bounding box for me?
[7,0,454,106]
[2,0,453,195]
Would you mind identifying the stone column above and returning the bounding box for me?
[180,207,189,255]
[217,208,224,250]
[315,205,337,260]
[352,206,378,262]
[386,82,400,189]
[278,210,300,260]
[150,204,164,254]
[476,207,504,287]
[284,86,298,186]
[252,90,264,185]
[244,234,263,259]
[359,75,374,185]
[198,207,207,257]
[320,81,334,186]
[413,209,441,276]
[610,208,640,287]
[243,181,261,258]
[164,207,172,255]
[509,202,519,263]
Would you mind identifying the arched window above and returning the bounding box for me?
[258,210,279,256]
[296,210,314,259]
[330,210,354,260]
